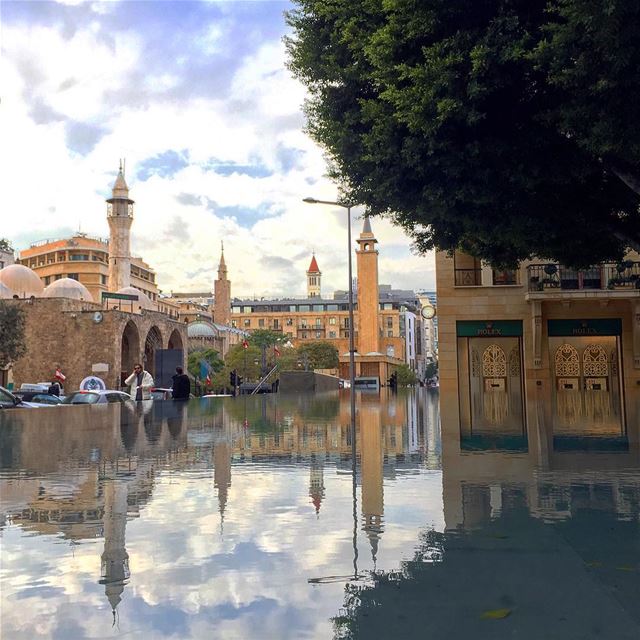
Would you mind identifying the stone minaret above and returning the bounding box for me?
[356,216,380,355]
[214,241,231,325]
[306,254,321,298]
[107,161,134,292]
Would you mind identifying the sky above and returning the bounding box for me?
[0,0,436,298]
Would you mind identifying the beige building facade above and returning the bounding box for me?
[436,250,640,440]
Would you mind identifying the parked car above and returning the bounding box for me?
[0,386,36,409]
[150,387,173,400]
[13,390,64,406]
[62,390,133,405]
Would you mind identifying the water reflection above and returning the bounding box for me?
[0,389,637,639]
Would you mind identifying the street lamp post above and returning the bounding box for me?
[303,197,357,462]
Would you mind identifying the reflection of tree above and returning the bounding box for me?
[332,528,445,639]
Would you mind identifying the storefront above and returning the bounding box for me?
[548,319,625,435]
[456,321,525,439]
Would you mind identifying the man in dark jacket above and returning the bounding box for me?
[171,367,191,400]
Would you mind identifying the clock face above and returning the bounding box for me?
[421,305,436,320]
[93,311,104,324]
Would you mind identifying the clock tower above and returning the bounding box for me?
[107,161,134,292]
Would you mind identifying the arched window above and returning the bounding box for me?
[555,344,580,377]
[482,344,506,377]
[583,344,609,377]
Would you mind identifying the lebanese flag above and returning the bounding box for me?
[274,345,281,357]
[55,368,66,382]
[242,339,249,350]
[205,374,211,386]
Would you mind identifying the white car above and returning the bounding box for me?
[0,386,38,409]
[61,390,133,405]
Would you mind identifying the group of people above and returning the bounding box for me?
[124,364,191,401]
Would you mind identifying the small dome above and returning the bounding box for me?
[43,278,93,301]
[116,286,155,311]
[0,281,13,299]
[0,264,44,298]
[188,321,218,338]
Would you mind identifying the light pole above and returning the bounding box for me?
[303,197,357,460]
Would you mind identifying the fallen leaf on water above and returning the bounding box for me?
[615,566,636,572]
[585,562,603,568]
[481,608,512,620]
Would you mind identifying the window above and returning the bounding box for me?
[327,304,338,311]
[493,269,518,285]
[387,330,393,337]
[343,318,350,328]
[289,306,297,312]
[383,303,393,310]
[299,305,310,312]
[344,330,350,337]
[70,254,89,261]
[258,319,265,327]
[243,306,252,313]
[329,317,336,325]
[315,331,322,339]
[273,319,279,329]
[300,320,308,328]
[68,273,79,280]
[286,332,293,338]
[315,318,321,327]
[57,252,66,262]
[232,306,242,313]
[329,331,336,338]
[301,332,308,339]
[454,251,482,286]
[244,319,251,327]
[312,304,324,311]
[386,317,393,328]
[286,318,293,326]
[43,276,51,285]
[100,275,107,285]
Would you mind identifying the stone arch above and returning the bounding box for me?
[121,321,140,386]
[168,328,184,351]
[554,344,580,377]
[144,326,163,378]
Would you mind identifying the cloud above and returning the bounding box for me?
[65,121,110,155]
[137,150,190,181]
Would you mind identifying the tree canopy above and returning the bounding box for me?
[285,0,640,267]
[0,239,13,253]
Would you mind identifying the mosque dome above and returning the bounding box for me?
[0,264,44,298]
[116,286,155,311]
[187,321,218,338]
[43,278,93,301]
[0,281,13,299]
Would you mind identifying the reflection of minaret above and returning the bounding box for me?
[214,241,231,325]
[360,401,384,562]
[309,455,325,515]
[100,480,130,621]
[213,440,231,527]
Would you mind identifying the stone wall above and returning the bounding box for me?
[10,298,187,391]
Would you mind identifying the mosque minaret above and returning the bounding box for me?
[107,161,135,292]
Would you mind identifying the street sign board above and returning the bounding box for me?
[102,292,139,301]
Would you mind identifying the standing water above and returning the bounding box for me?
[0,390,638,639]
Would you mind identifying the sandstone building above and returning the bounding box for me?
[436,249,640,441]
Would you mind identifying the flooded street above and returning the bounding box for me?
[1,390,638,639]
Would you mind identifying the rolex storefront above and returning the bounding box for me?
[456,321,526,441]
[548,319,625,436]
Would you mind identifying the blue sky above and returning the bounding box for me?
[0,0,435,296]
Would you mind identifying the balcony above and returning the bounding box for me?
[527,262,640,294]
[454,268,481,287]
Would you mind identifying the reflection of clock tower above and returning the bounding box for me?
[107,161,134,292]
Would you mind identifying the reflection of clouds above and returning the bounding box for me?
[2,393,445,639]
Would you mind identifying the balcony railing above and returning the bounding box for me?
[527,262,640,292]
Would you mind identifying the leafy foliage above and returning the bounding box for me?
[0,238,13,253]
[187,348,223,380]
[395,363,418,387]
[286,0,640,267]
[0,301,27,367]
[296,340,339,369]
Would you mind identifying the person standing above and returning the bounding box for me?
[171,366,190,400]
[125,363,154,401]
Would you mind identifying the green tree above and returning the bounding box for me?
[187,348,224,380]
[0,301,26,367]
[0,239,13,253]
[248,329,285,349]
[395,364,417,387]
[286,1,640,267]
[424,361,438,380]
[297,340,339,369]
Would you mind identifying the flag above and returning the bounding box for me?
[242,339,249,350]
[55,367,66,382]
[274,345,281,357]
[205,374,211,386]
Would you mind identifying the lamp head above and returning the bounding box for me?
[302,197,319,204]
